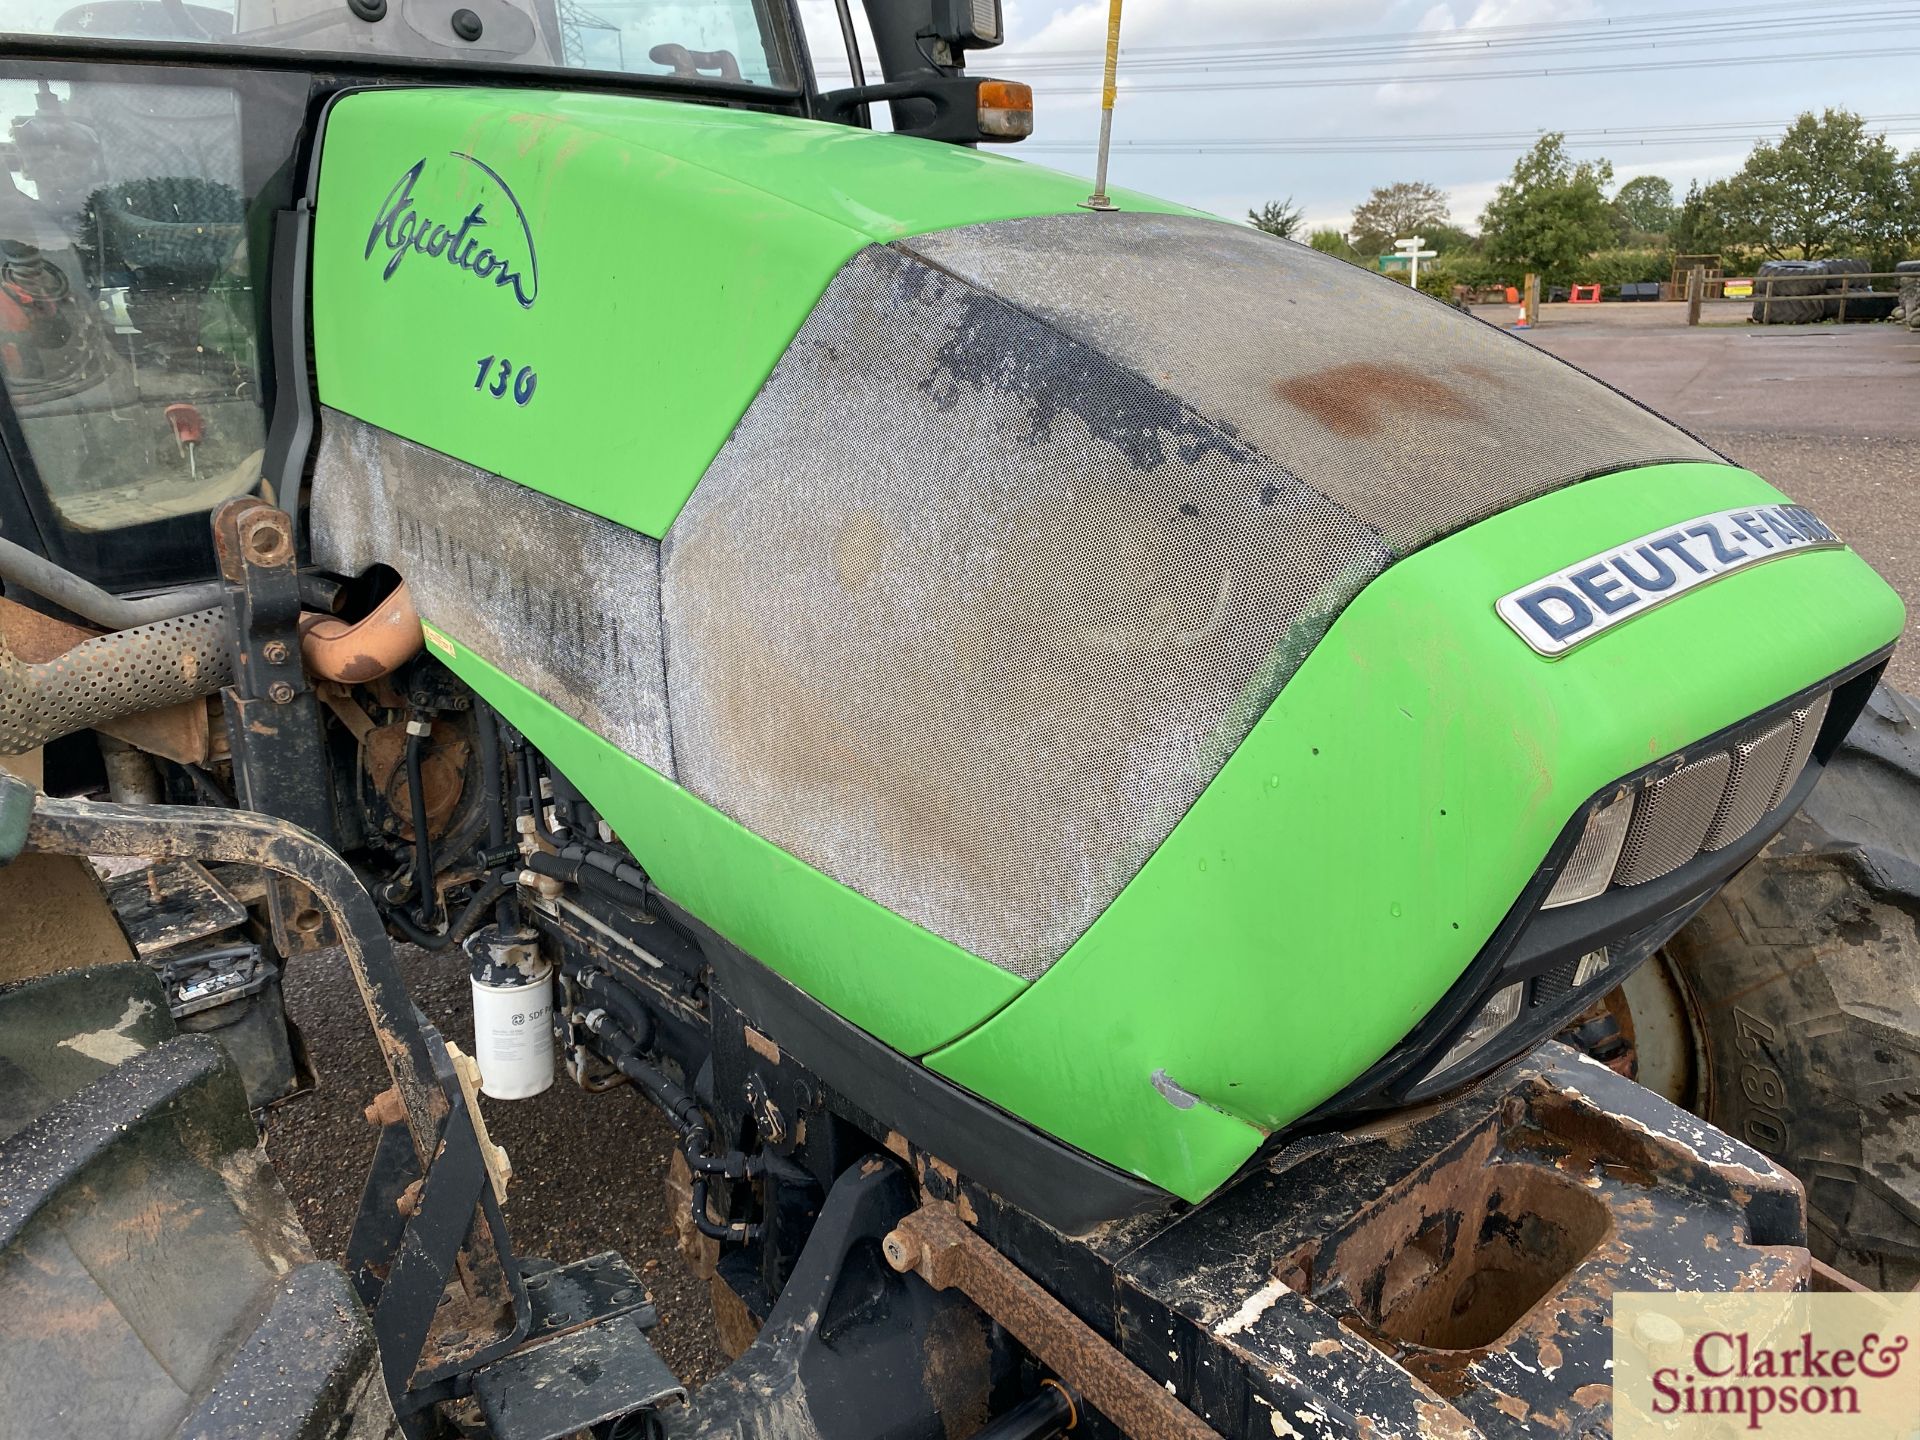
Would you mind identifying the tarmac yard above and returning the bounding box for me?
[1515,307,1920,692]
[264,302,1920,1395]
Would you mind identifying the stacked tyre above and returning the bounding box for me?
[1899,259,1920,330]
[1750,259,1828,323]
[1821,258,1900,321]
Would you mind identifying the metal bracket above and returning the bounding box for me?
[212,496,336,957]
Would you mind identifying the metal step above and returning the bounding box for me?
[471,1253,684,1440]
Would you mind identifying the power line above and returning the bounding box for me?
[814,2,1917,79]
[1000,0,1907,62]
[1021,43,1920,94]
[983,13,1920,77]
[1017,114,1920,157]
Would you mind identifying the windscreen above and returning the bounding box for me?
[0,0,797,88]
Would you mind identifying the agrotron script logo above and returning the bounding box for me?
[365,151,538,309]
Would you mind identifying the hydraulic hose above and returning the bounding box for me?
[574,967,656,1051]
[558,842,649,893]
[404,719,436,926]
[387,869,513,951]
[0,533,227,630]
[474,704,515,929]
[571,963,763,1241]
[521,849,650,911]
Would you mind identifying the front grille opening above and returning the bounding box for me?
[1544,692,1830,907]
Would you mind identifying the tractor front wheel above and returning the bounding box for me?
[1641,684,1920,1290]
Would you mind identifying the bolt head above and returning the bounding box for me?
[881,1230,917,1272]
[267,680,296,704]
[261,640,289,665]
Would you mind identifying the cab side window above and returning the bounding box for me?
[0,61,305,589]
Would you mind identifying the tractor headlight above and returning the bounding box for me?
[1541,790,1633,909]
[1422,981,1523,1084]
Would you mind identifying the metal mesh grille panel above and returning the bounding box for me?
[1615,751,1734,887]
[310,411,675,778]
[1769,693,1829,812]
[1703,717,1796,852]
[663,246,1394,977]
[902,213,1720,554]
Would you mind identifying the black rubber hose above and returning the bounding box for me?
[404,721,436,926]
[559,842,649,893]
[522,850,649,911]
[690,1176,761,1243]
[974,1384,1078,1440]
[473,704,515,929]
[388,869,513,951]
[575,968,656,1051]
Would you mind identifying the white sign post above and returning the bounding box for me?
[1394,236,1439,290]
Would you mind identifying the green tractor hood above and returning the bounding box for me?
[309,89,1903,1204]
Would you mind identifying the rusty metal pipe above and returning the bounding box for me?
[297,581,422,683]
[0,607,231,756]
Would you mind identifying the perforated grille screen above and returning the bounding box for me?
[903,213,1720,553]
[310,414,675,778]
[662,246,1393,975]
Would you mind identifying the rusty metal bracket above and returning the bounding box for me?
[883,1201,1220,1440]
[10,777,530,1404]
[212,496,337,956]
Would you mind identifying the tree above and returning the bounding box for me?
[1715,109,1900,258]
[1247,199,1304,240]
[1612,175,1675,236]
[1479,134,1615,281]
[1421,221,1480,255]
[1349,180,1450,253]
[1307,227,1361,263]
[1669,178,1734,259]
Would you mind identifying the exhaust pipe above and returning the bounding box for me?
[0,607,231,756]
[297,581,422,683]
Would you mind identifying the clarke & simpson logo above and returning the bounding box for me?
[365,151,539,309]
[1616,1292,1920,1439]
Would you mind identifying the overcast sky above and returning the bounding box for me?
[809,0,1920,236]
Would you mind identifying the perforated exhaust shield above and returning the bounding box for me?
[314,212,1729,981]
[0,608,230,756]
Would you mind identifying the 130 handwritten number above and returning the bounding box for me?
[474,355,537,407]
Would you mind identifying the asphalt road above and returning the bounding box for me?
[1515,310,1920,692]
[263,304,1918,1402]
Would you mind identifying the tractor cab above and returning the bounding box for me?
[0,0,1011,597]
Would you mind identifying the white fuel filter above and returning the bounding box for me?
[466,925,554,1100]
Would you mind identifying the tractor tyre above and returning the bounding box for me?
[1751,260,1828,324]
[1652,683,1920,1290]
[1753,295,1826,325]
[0,960,397,1437]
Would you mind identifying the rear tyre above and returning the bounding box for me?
[1653,684,1920,1289]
